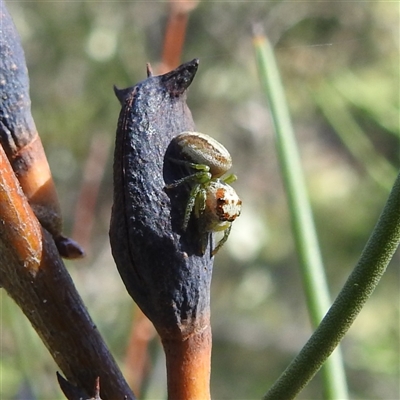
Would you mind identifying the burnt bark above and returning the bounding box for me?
[0,0,83,259]
[0,143,135,399]
[110,59,214,400]
[110,59,214,339]
[0,2,133,398]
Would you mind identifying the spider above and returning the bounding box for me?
[166,131,242,255]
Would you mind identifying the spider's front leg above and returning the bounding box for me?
[212,223,232,256]
[194,186,207,219]
[165,171,211,189]
[182,183,201,230]
[166,158,212,189]
[222,173,238,185]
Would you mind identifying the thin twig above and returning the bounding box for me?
[0,144,135,399]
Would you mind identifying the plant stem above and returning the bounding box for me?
[162,327,212,400]
[253,30,348,399]
[263,171,400,399]
[0,145,135,400]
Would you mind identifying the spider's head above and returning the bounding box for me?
[204,180,242,231]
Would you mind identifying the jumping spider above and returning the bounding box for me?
[166,131,242,255]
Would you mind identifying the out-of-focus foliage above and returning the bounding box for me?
[1,2,399,399]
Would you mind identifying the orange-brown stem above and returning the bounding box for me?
[160,0,199,73]
[161,11,189,72]
[10,132,62,237]
[0,145,134,399]
[8,133,85,259]
[0,144,43,276]
[162,325,212,400]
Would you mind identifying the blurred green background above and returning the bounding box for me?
[1,1,399,399]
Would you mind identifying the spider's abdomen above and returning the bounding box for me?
[173,131,232,178]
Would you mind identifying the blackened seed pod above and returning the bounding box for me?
[0,2,83,259]
[110,59,214,337]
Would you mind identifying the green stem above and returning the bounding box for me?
[253,31,348,399]
[263,171,400,399]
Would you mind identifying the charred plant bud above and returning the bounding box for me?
[110,59,214,338]
[0,2,84,259]
[54,235,85,259]
[113,85,132,105]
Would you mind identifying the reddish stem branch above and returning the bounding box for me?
[159,0,199,73]
[161,11,189,72]
[163,326,212,400]
[0,145,135,399]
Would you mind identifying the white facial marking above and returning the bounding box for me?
[218,185,242,220]
[205,180,241,226]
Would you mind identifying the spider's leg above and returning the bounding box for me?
[194,186,207,219]
[165,171,212,189]
[182,183,201,230]
[212,224,232,256]
[222,173,237,184]
[169,158,211,172]
[199,231,211,257]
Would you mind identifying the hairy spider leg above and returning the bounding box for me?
[194,186,207,219]
[168,157,211,179]
[182,183,202,230]
[165,158,212,189]
[165,170,212,189]
[212,224,232,256]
